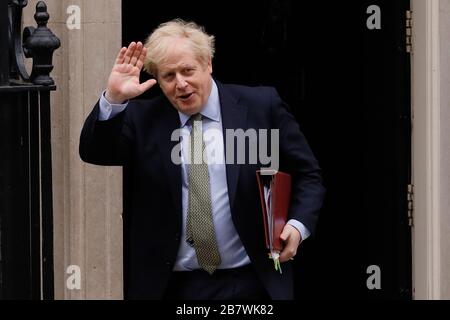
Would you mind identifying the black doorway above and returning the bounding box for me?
[122,0,412,299]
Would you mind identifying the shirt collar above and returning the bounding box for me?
[178,80,221,127]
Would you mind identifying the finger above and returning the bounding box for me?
[139,79,157,93]
[124,42,137,64]
[130,42,143,66]
[279,245,296,262]
[279,228,290,242]
[136,47,148,70]
[115,47,127,65]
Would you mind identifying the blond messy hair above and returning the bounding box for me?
[143,19,215,77]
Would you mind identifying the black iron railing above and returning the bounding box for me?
[0,0,59,300]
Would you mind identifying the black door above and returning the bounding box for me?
[122,0,412,299]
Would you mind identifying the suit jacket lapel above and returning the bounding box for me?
[217,81,248,211]
[154,99,183,227]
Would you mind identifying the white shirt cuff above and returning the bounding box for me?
[287,219,311,242]
[98,91,128,121]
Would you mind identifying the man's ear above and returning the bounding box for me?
[207,58,213,74]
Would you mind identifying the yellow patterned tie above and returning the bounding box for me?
[186,113,221,274]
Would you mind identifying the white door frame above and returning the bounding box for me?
[411,0,441,299]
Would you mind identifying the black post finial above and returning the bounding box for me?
[34,1,49,27]
[23,1,60,86]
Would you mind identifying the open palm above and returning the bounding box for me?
[106,42,156,104]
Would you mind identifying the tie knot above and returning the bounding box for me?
[191,113,202,123]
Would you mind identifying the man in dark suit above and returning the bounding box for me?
[79,19,325,300]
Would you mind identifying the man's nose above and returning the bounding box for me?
[175,75,188,89]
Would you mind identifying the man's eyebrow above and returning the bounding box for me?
[163,68,173,73]
[180,63,196,68]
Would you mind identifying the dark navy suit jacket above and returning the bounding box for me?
[79,81,325,299]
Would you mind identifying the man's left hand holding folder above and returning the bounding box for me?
[279,224,302,262]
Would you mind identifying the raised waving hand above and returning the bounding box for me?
[105,42,157,104]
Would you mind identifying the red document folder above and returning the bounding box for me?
[256,170,292,252]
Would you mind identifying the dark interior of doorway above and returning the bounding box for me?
[122,0,412,299]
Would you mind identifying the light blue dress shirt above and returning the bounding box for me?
[98,80,310,270]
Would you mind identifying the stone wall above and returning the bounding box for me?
[23,0,123,299]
